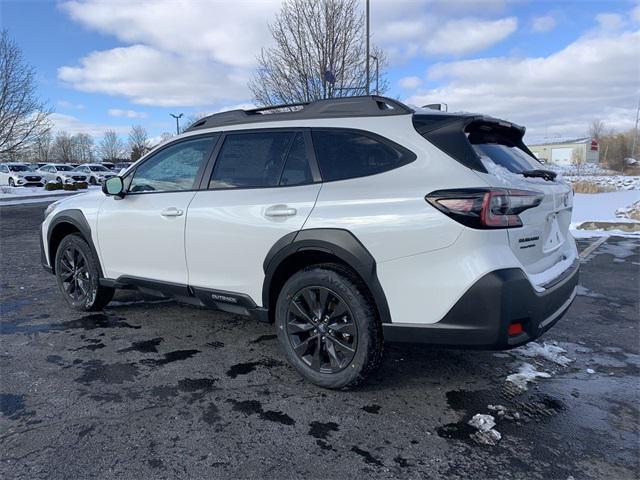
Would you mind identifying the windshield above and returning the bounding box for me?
[8,165,30,172]
[89,165,110,171]
[472,144,541,174]
[55,165,73,171]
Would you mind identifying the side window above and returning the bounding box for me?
[129,136,215,193]
[0,165,7,173]
[312,130,413,182]
[280,133,312,186]
[209,131,298,189]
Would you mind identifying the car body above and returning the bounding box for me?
[73,164,116,185]
[0,163,45,187]
[41,96,579,388]
[101,162,117,171]
[37,164,88,184]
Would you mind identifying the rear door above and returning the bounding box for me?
[185,129,321,304]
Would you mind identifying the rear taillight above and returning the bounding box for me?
[426,188,543,229]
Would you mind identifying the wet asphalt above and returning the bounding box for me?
[0,202,638,480]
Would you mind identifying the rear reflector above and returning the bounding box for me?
[426,188,543,229]
[508,322,523,336]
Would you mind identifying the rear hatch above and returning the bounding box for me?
[414,113,574,284]
[467,119,574,280]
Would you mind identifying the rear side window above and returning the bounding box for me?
[312,130,413,182]
[209,131,312,189]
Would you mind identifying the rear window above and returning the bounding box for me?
[471,144,540,174]
[312,130,413,182]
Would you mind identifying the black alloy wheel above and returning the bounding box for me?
[286,286,358,373]
[58,244,91,302]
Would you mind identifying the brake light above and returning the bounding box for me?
[426,188,543,229]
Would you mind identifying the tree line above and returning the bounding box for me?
[588,120,638,172]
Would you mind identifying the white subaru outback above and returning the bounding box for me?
[41,96,579,388]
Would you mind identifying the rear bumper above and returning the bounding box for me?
[382,258,579,349]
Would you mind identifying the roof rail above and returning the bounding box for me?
[185,95,414,132]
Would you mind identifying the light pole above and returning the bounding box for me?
[170,113,183,134]
[365,0,370,95]
[370,55,379,95]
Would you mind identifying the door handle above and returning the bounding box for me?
[160,207,184,217]
[265,205,297,217]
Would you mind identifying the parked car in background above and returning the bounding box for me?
[73,164,116,185]
[0,163,45,187]
[37,164,88,184]
[101,162,116,171]
[114,162,133,174]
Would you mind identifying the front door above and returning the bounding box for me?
[186,130,321,304]
[97,135,217,284]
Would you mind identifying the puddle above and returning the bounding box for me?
[362,404,381,414]
[75,360,140,385]
[227,399,295,426]
[0,393,25,417]
[1,313,140,335]
[308,421,339,440]
[226,358,282,378]
[118,338,163,354]
[142,349,200,366]
[351,446,384,467]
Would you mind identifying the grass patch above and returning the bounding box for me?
[570,181,615,194]
[44,183,62,191]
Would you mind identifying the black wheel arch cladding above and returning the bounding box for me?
[47,209,104,277]
[262,228,392,325]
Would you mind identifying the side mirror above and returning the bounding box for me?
[103,176,124,197]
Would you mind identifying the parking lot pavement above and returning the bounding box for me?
[1,202,638,480]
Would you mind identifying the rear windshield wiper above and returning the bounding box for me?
[521,169,557,181]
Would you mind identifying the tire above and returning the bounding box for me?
[8,178,15,187]
[56,177,62,184]
[89,176,97,185]
[54,234,114,311]
[275,263,383,389]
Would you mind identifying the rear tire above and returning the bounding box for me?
[275,264,383,389]
[54,234,114,311]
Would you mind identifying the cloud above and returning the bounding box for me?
[60,0,279,68]
[57,100,84,110]
[407,30,640,140]
[108,108,148,119]
[532,15,557,33]
[58,45,249,107]
[49,113,129,137]
[398,76,422,89]
[423,17,518,56]
[595,13,624,31]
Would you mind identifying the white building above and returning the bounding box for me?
[527,137,600,166]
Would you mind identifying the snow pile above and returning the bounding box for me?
[576,285,606,299]
[549,163,617,176]
[615,200,640,220]
[488,404,521,421]
[506,362,551,391]
[571,190,640,237]
[512,341,574,366]
[0,185,101,200]
[468,414,502,446]
[564,175,639,191]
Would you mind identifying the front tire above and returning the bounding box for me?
[275,264,383,389]
[89,176,97,185]
[55,234,114,311]
[8,178,15,187]
[56,177,62,184]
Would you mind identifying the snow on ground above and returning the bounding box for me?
[0,185,101,203]
[506,362,551,391]
[564,175,640,191]
[511,341,574,366]
[467,414,502,446]
[571,190,640,237]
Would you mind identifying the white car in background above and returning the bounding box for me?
[37,164,88,185]
[73,164,116,185]
[0,163,45,187]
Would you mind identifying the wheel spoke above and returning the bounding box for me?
[310,336,322,370]
[60,271,74,281]
[293,334,317,355]
[325,338,342,369]
[63,249,75,269]
[289,299,313,324]
[329,336,355,354]
[318,288,329,317]
[288,319,314,334]
[328,302,348,321]
[328,320,357,336]
[301,289,318,316]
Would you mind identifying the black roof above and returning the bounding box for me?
[185,95,414,132]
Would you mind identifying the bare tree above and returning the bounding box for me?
[128,125,150,161]
[72,133,94,163]
[50,131,74,162]
[98,130,125,161]
[588,119,605,141]
[32,130,52,162]
[0,30,52,156]
[248,0,387,105]
[570,147,585,176]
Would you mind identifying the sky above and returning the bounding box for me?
[1,0,639,144]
